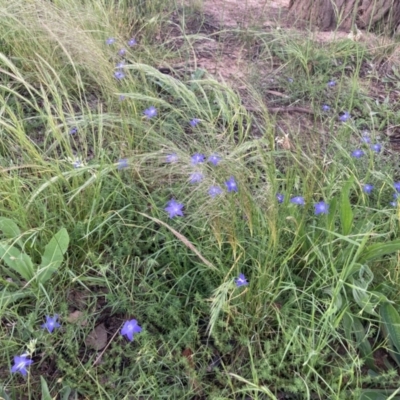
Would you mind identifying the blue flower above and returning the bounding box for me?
[11,355,33,376]
[290,196,305,205]
[118,48,126,56]
[128,38,137,47]
[287,78,293,83]
[327,80,336,87]
[395,183,400,192]
[390,201,397,207]
[351,149,364,158]
[235,273,248,287]
[117,158,129,170]
[106,37,115,45]
[208,186,223,198]
[314,201,329,215]
[166,153,178,163]
[189,172,203,184]
[116,60,125,69]
[119,95,126,101]
[208,154,221,166]
[361,135,371,143]
[114,71,125,80]
[276,193,284,203]
[370,143,381,153]
[72,160,83,168]
[339,112,351,122]
[225,176,238,192]
[143,106,157,119]
[321,104,330,112]
[121,319,142,342]
[363,184,374,194]
[190,118,201,127]
[191,153,205,165]
[165,199,184,218]
[69,127,77,135]
[41,315,61,333]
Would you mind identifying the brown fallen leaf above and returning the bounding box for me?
[85,323,108,351]
[67,310,88,326]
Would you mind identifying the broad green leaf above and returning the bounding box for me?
[360,391,400,400]
[358,239,400,263]
[380,302,400,354]
[0,243,34,281]
[352,316,375,369]
[340,178,354,235]
[0,217,22,247]
[37,228,69,284]
[40,376,53,400]
[0,290,31,310]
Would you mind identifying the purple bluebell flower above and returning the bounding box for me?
[395,183,400,192]
[121,319,142,342]
[11,355,33,376]
[208,154,221,166]
[128,38,137,47]
[189,118,201,127]
[114,71,125,80]
[314,201,329,215]
[208,186,223,198]
[189,172,204,184]
[339,112,351,122]
[41,315,61,333]
[290,196,305,205]
[117,158,129,170]
[327,80,336,87]
[321,104,330,112]
[116,60,125,69]
[106,37,115,45]
[225,176,238,192]
[72,160,83,168]
[351,149,364,158]
[361,135,371,143]
[119,95,126,101]
[69,127,77,135]
[143,106,157,119]
[363,184,374,194]
[390,201,397,207]
[287,78,293,83]
[235,273,248,287]
[191,153,205,165]
[165,199,184,218]
[370,143,381,153]
[276,193,284,203]
[118,48,126,56]
[166,153,178,163]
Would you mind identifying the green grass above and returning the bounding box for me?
[1,0,400,399]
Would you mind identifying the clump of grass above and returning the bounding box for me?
[2,0,400,399]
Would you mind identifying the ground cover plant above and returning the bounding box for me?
[2,0,400,399]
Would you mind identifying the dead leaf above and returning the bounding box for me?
[85,323,108,351]
[67,310,88,326]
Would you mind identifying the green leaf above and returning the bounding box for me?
[37,228,69,284]
[360,391,400,400]
[380,302,400,354]
[0,243,34,281]
[0,290,31,310]
[340,178,354,235]
[0,217,22,247]
[358,239,400,263]
[40,376,53,400]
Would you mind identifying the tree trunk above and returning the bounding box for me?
[288,0,400,33]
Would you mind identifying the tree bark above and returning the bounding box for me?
[288,0,400,33]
